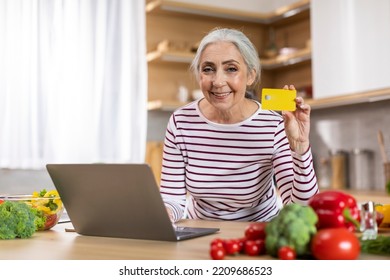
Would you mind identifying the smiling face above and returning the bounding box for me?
[198,41,256,114]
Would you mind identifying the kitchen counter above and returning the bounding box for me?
[349,190,390,204]
[0,219,389,260]
[321,189,390,204]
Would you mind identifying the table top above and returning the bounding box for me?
[1,219,389,260]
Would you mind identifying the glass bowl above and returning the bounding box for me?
[0,192,64,231]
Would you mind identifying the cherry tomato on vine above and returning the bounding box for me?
[278,246,296,260]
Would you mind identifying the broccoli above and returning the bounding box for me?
[265,203,318,257]
[32,207,47,230]
[0,201,37,239]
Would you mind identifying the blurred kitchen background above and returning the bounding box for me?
[1,0,390,196]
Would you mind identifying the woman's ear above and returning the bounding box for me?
[247,69,256,87]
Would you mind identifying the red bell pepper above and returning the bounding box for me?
[308,190,360,232]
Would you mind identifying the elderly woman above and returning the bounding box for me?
[160,27,318,222]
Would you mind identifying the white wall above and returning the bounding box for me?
[311,0,390,98]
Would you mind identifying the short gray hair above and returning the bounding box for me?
[190,28,261,90]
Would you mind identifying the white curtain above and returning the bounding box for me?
[0,0,147,169]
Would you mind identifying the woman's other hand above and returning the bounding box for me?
[282,84,311,155]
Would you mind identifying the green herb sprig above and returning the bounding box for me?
[360,235,390,255]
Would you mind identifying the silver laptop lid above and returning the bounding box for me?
[46,163,219,241]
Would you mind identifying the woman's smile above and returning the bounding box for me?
[210,90,232,98]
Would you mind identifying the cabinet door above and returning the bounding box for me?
[311,0,390,99]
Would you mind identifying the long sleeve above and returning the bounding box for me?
[271,119,319,205]
[159,101,319,222]
[160,114,187,221]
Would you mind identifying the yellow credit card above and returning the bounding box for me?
[261,88,296,111]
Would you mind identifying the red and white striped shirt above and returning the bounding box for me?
[160,99,318,222]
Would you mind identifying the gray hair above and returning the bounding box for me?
[190,28,261,90]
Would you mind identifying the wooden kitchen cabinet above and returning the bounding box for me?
[145,0,313,182]
[145,141,164,184]
[146,0,390,112]
[146,0,312,111]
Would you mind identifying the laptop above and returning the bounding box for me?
[46,163,219,241]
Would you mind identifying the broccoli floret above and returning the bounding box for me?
[265,203,318,257]
[0,201,37,239]
[31,207,47,230]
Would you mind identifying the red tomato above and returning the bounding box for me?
[237,237,247,253]
[311,228,360,260]
[224,239,241,255]
[254,239,266,255]
[244,240,260,256]
[210,244,226,260]
[210,238,224,249]
[0,199,4,204]
[244,222,267,240]
[44,214,58,229]
[278,246,296,260]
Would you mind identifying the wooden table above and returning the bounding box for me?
[0,219,389,260]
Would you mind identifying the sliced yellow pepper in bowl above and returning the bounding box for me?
[375,204,390,227]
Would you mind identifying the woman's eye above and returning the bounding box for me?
[227,66,237,72]
[202,66,214,73]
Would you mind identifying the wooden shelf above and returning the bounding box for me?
[147,47,311,69]
[307,87,390,110]
[261,47,311,70]
[147,50,194,63]
[146,0,310,24]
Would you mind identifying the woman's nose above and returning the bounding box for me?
[212,71,226,87]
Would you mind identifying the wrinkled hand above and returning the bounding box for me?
[282,84,311,155]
